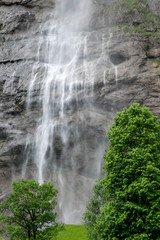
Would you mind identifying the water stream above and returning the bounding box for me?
[24,0,107,224]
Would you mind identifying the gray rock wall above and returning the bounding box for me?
[0,0,55,195]
[148,0,160,16]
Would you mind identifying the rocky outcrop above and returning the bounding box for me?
[0,0,160,222]
[148,0,160,16]
[0,0,54,7]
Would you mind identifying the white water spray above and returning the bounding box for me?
[24,0,107,224]
[115,65,118,85]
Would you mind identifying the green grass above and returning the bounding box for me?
[148,58,160,65]
[55,225,88,240]
[118,0,147,11]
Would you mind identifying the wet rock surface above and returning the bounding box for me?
[0,0,54,194]
[0,0,160,219]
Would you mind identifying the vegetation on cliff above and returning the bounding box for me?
[84,103,160,239]
[117,0,160,38]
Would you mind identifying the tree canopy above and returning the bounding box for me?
[84,103,160,240]
[0,179,62,240]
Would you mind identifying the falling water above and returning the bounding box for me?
[115,65,118,84]
[24,0,107,224]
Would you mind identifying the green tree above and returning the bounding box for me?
[84,103,160,240]
[83,176,106,240]
[0,179,63,240]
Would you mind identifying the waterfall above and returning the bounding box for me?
[24,0,107,224]
[115,65,118,84]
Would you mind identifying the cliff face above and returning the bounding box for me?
[0,0,160,221]
[97,0,160,117]
[0,0,55,195]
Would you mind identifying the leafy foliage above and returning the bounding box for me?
[83,176,106,240]
[84,103,160,240]
[0,179,63,240]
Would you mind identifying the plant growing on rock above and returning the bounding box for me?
[0,179,63,240]
[116,0,160,39]
[84,103,160,240]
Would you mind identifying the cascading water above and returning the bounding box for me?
[24,0,108,224]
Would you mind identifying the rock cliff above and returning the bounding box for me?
[0,0,160,222]
[0,0,55,196]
